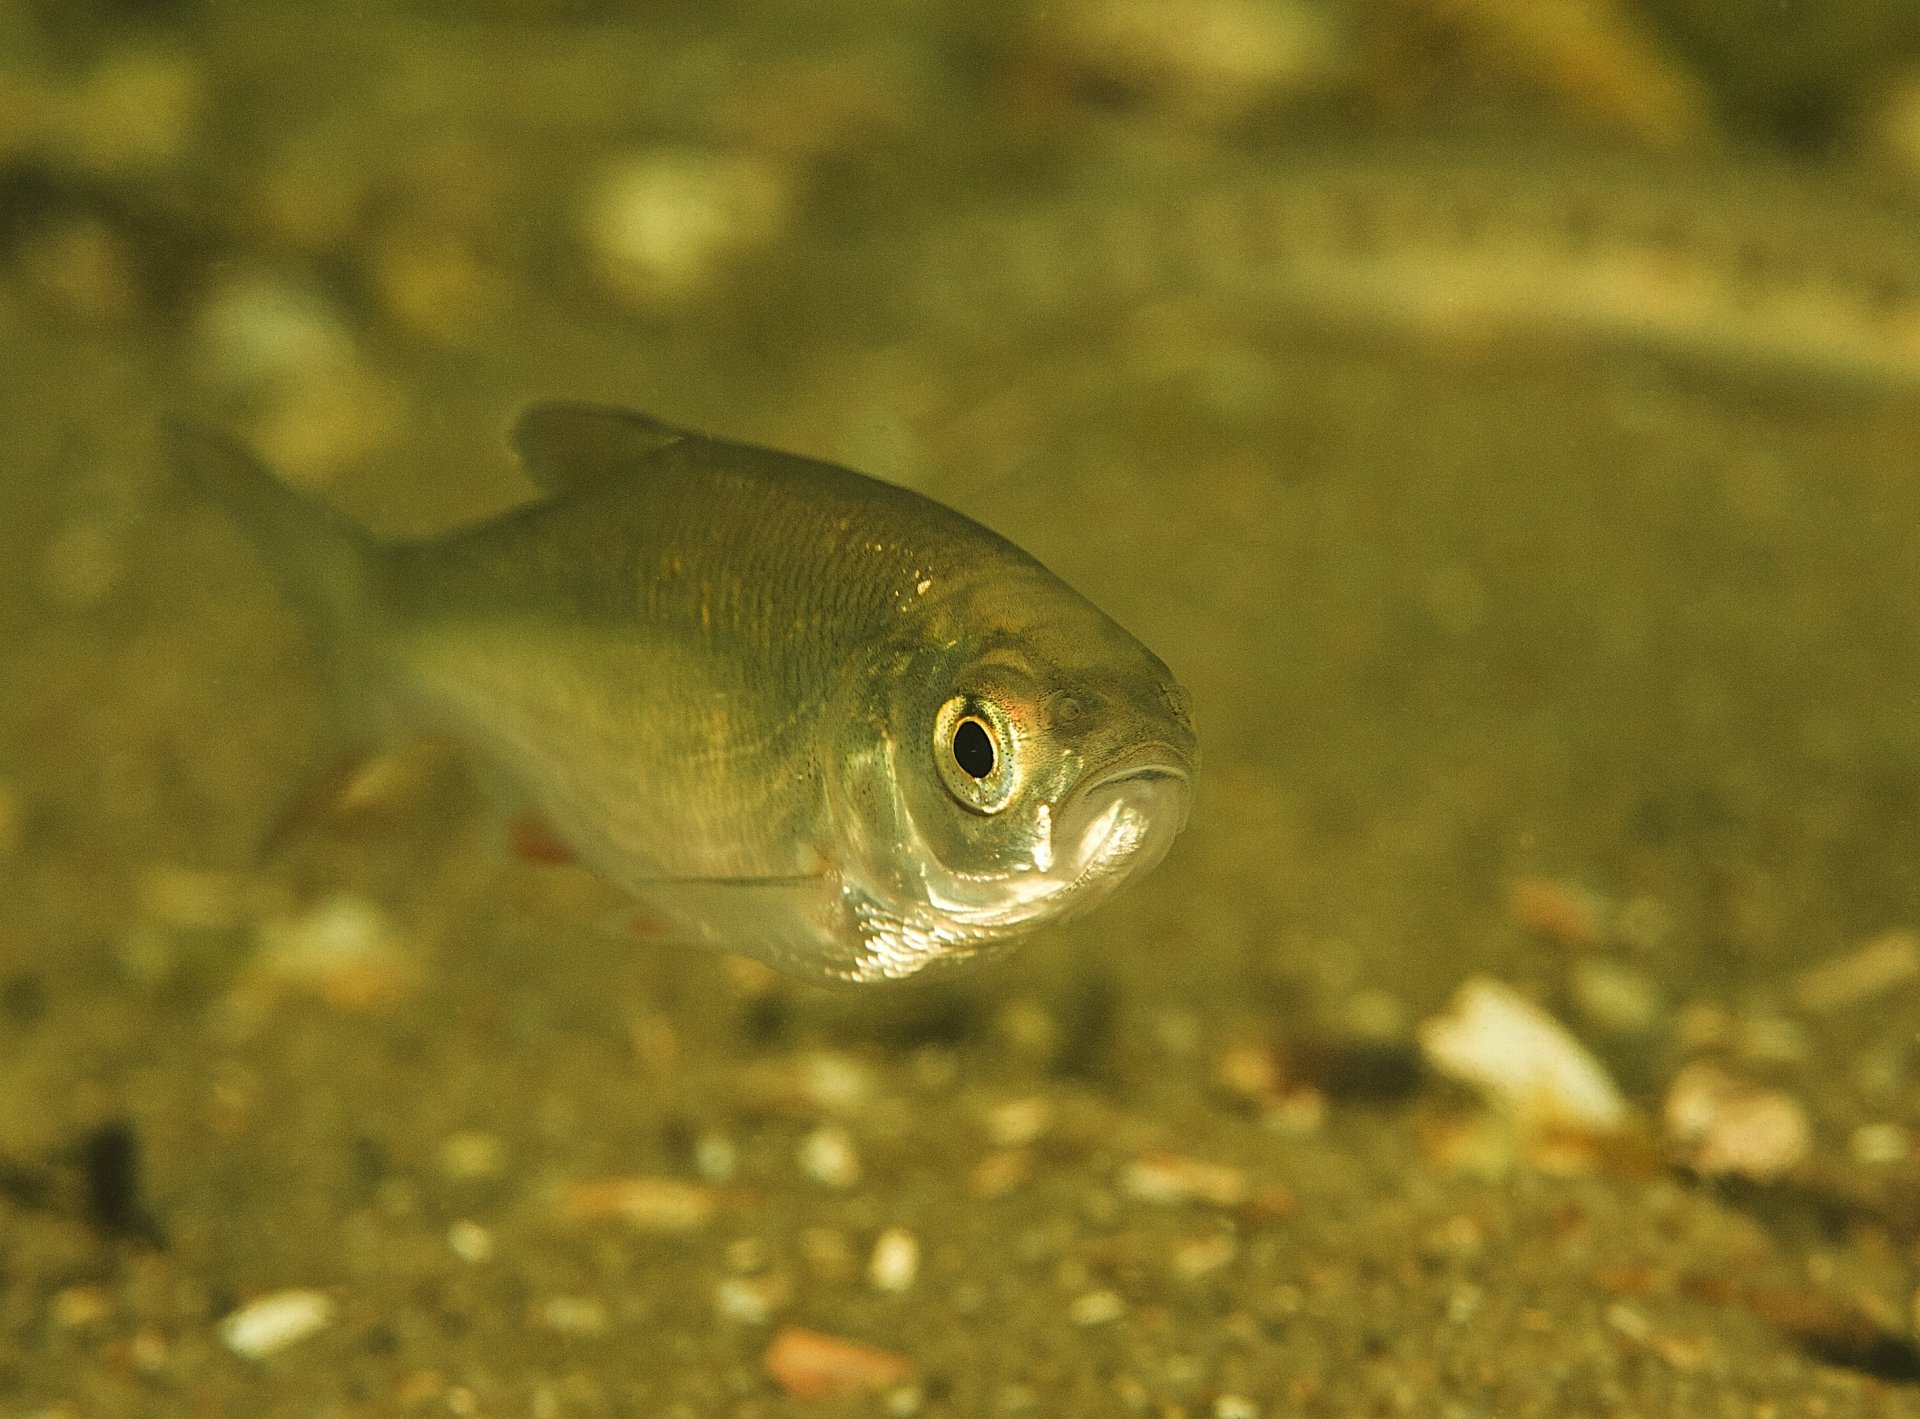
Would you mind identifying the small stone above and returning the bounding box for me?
[1663,1061,1810,1182]
[868,1227,919,1293]
[1792,930,1920,1013]
[969,1148,1032,1198]
[694,1130,738,1183]
[447,1220,494,1263]
[981,1096,1052,1148]
[537,1296,608,1335]
[555,1176,716,1233]
[1068,1289,1126,1326]
[1507,876,1608,948]
[1419,976,1628,1135]
[1019,0,1346,130]
[218,1289,334,1359]
[1118,1152,1249,1207]
[248,893,418,1011]
[763,1326,914,1401]
[738,1051,877,1117]
[715,1274,790,1325]
[579,147,793,310]
[798,1125,861,1189]
[1171,1233,1237,1281]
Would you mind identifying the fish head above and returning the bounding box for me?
[825,576,1197,980]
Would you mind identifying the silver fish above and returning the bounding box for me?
[176,403,1197,984]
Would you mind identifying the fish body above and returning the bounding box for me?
[177,403,1196,984]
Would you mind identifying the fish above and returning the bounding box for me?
[173,402,1197,985]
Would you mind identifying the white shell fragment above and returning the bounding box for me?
[1663,1061,1810,1181]
[868,1227,919,1293]
[218,1289,335,1359]
[1418,977,1628,1134]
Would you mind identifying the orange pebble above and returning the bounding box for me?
[763,1325,914,1400]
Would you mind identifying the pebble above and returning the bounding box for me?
[737,1050,877,1117]
[1792,929,1920,1012]
[578,147,794,310]
[537,1296,608,1335]
[1506,876,1608,948]
[1118,1152,1250,1207]
[218,1289,335,1359]
[446,1220,494,1263]
[762,1325,914,1401]
[797,1125,862,1189]
[981,1095,1053,1148]
[1418,976,1629,1135]
[1662,1061,1810,1181]
[248,893,419,1011]
[715,1274,789,1325]
[868,1227,920,1293]
[1017,0,1345,130]
[1067,1289,1127,1326]
[555,1175,716,1233]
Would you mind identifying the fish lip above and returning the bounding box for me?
[1080,751,1196,829]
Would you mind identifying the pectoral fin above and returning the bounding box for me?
[605,874,866,986]
[509,402,698,493]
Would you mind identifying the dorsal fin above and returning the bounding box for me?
[509,402,700,493]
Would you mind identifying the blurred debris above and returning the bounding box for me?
[577,147,794,311]
[241,893,420,1013]
[762,1325,915,1401]
[218,1289,334,1360]
[1506,875,1608,948]
[1010,0,1349,131]
[1791,929,1919,1012]
[1419,976,1629,1136]
[1662,1061,1809,1182]
[1118,1151,1249,1207]
[736,1050,878,1118]
[797,1125,862,1189]
[554,1176,716,1233]
[868,1226,919,1293]
[191,268,404,488]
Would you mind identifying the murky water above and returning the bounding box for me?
[6,1,1920,1414]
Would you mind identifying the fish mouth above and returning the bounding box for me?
[1059,756,1193,896]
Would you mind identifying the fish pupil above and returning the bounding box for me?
[953,718,996,779]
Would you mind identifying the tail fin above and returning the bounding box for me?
[167,420,375,646]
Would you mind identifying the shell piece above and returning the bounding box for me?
[1418,977,1628,1135]
[218,1289,335,1360]
[1663,1062,1810,1181]
[762,1326,914,1400]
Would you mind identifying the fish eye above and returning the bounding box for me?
[934,695,1017,813]
[953,717,995,779]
